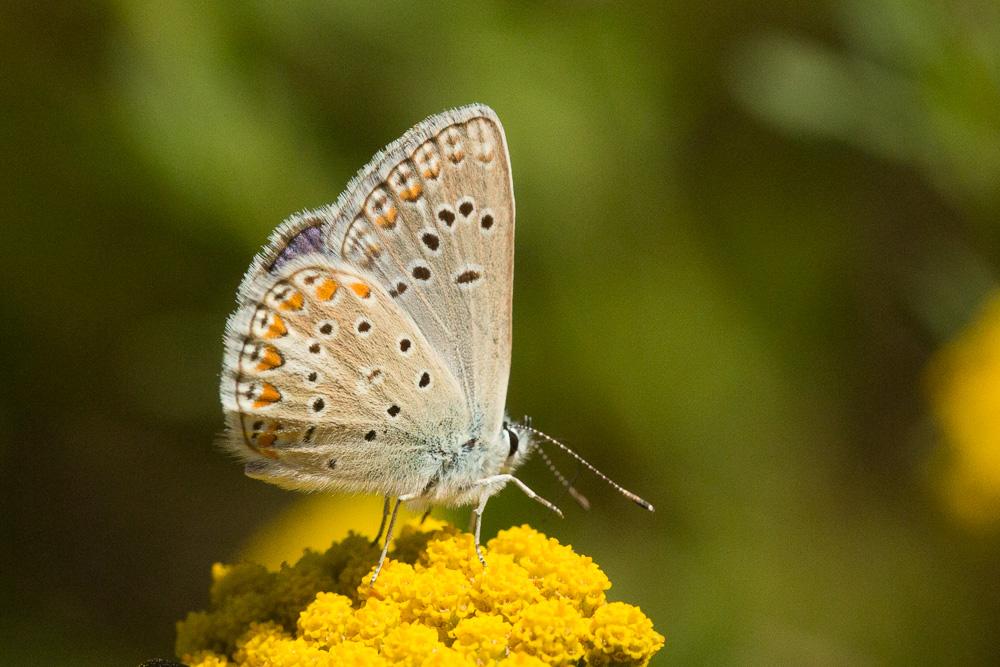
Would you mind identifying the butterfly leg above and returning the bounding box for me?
[370,493,418,585]
[466,507,478,533]
[370,495,391,546]
[472,493,490,567]
[471,475,565,568]
[419,506,433,525]
[475,474,564,518]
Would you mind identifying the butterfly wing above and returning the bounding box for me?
[221,258,470,495]
[221,105,514,496]
[335,105,514,444]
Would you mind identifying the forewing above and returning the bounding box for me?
[220,256,469,495]
[334,107,515,441]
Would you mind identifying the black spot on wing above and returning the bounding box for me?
[456,270,481,284]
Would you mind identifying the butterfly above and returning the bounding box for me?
[220,104,652,581]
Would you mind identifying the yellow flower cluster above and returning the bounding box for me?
[177,520,663,665]
[927,293,1000,526]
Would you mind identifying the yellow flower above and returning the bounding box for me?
[927,293,1000,525]
[472,552,544,622]
[421,531,483,575]
[379,623,446,666]
[419,530,543,621]
[296,592,353,648]
[231,621,386,666]
[587,602,665,666]
[175,520,663,665]
[391,517,455,563]
[231,622,293,667]
[499,655,551,667]
[509,599,589,664]
[241,494,389,568]
[490,525,611,615]
[358,558,417,606]
[450,613,512,663]
[348,597,404,650]
[208,562,271,606]
[408,565,477,632]
[324,640,387,666]
[184,651,230,667]
[421,646,477,666]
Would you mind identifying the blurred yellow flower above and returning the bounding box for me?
[240,494,390,568]
[177,520,664,665]
[185,652,230,667]
[927,293,1000,526]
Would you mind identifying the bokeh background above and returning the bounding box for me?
[3,1,1000,664]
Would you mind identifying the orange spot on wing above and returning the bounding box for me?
[376,207,398,228]
[246,420,281,458]
[279,290,304,311]
[401,183,423,202]
[256,346,283,371]
[350,282,371,299]
[264,313,287,338]
[315,278,339,301]
[253,382,281,408]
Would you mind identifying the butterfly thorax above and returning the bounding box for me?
[418,421,527,506]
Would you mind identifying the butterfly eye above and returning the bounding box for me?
[506,426,520,457]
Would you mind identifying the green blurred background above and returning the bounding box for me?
[3,1,1000,664]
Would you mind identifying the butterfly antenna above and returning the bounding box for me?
[535,444,591,510]
[522,424,655,512]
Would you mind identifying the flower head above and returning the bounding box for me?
[450,612,512,663]
[490,525,612,615]
[587,602,666,666]
[379,622,445,666]
[509,599,589,663]
[176,520,664,665]
[928,293,1000,526]
[296,592,353,648]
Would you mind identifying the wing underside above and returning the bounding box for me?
[220,105,515,493]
